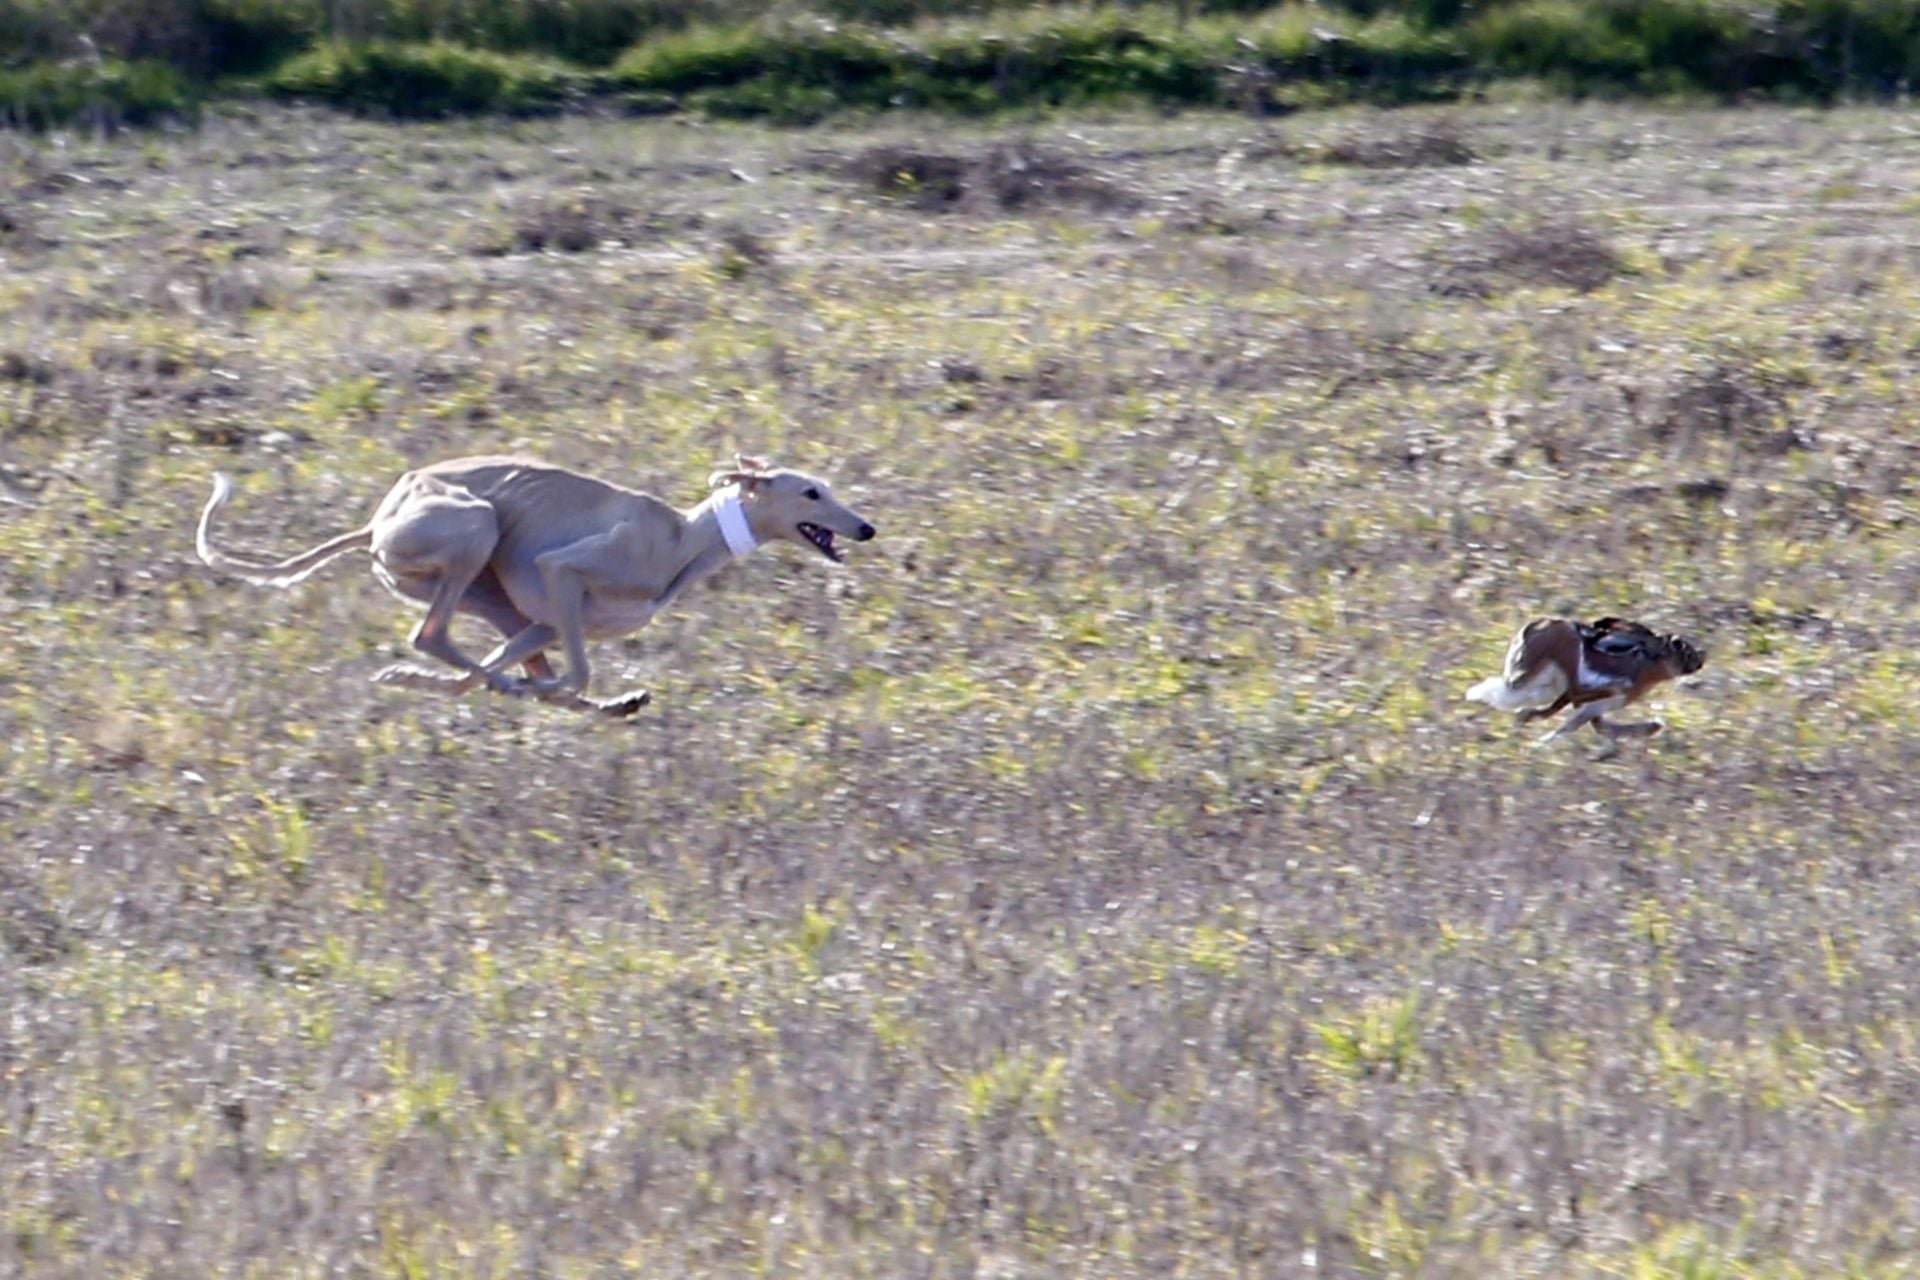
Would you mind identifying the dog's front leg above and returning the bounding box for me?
[532,531,634,697]
[471,623,560,695]
[536,566,592,697]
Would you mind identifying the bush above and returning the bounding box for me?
[695,78,843,121]
[1460,0,1899,100]
[262,40,576,116]
[1774,0,1920,94]
[611,20,897,95]
[0,58,200,130]
[0,0,696,74]
[199,0,324,76]
[0,0,320,78]
[613,11,1268,117]
[1466,0,1652,86]
[13,0,1920,128]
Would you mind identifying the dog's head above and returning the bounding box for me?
[709,454,875,563]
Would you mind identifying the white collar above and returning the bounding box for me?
[713,486,759,559]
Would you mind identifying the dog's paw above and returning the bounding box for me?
[596,689,651,718]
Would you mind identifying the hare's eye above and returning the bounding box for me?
[804,487,821,501]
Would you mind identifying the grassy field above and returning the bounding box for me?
[5,99,1920,1275]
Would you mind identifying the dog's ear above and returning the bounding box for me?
[708,465,774,493]
[709,453,776,492]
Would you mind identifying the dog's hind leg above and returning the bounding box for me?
[383,571,558,696]
[396,566,647,716]
[369,491,507,693]
[455,572,648,716]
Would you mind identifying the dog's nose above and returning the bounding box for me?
[856,523,875,541]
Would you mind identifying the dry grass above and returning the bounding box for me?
[1314,117,1480,169]
[1433,216,1630,298]
[845,139,1135,213]
[4,102,1920,1276]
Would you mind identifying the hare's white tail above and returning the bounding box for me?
[1466,675,1530,710]
[1466,666,1566,712]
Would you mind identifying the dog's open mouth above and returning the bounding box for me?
[797,522,843,562]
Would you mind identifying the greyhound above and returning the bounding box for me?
[196,454,875,715]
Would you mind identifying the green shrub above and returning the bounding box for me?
[0,0,697,73]
[0,58,199,129]
[1775,0,1920,94]
[262,40,576,116]
[1466,0,1651,86]
[1461,0,1887,99]
[200,0,325,76]
[0,0,321,78]
[694,78,843,121]
[614,11,1223,114]
[13,0,1920,128]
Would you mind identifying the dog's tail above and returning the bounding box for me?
[197,473,373,588]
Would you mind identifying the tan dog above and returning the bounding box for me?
[197,454,875,715]
[1465,616,1705,742]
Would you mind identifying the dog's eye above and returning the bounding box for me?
[804,487,820,501]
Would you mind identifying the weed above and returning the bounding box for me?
[1313,989,1424,1081]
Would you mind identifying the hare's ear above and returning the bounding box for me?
[735,452,773,475]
